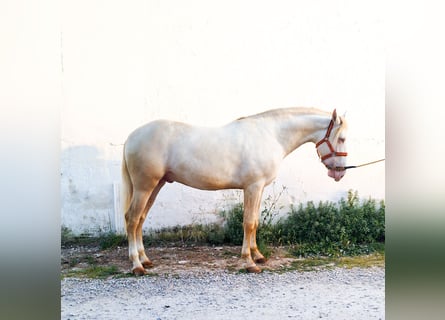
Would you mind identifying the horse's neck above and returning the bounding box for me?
[273,113,331,157]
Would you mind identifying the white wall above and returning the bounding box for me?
[61,0,384,235]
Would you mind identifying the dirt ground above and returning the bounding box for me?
[62,244,385,319]
[61,244,301,276]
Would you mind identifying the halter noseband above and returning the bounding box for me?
[315,116,348,162]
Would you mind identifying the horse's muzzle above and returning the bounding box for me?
[328,168,346,181]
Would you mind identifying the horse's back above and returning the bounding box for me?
[126,119,195,150]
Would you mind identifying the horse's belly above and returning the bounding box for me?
[167,155,280,190]
[166,163,243,190]
[175,176,241,191]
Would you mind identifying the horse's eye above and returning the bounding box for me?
[338,138,345,143]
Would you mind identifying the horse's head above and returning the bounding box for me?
[315,109,348,181]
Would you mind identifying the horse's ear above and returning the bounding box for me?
[332,109,337,121]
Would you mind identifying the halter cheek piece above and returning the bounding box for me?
[315,115,348,169]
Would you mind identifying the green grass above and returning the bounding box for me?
[289,258,335,272]
[273,251,385,273]
[64,265,122,279]
[335,252,385,268]
[62,264,159,279]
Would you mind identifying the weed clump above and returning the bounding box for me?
[222,190,385,257]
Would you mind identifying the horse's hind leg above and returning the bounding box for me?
[136,180,166,269]
[125,186,155,276]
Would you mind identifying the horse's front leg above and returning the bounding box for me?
[241,183,264,273]
[250,219,267,264]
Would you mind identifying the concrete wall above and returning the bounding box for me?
[61,1,384,235]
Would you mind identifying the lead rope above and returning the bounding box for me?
[327,158,385,171]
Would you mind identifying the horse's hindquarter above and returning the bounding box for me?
[124,120,176,184]
[167,121,284,190]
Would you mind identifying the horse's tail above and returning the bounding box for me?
[121,145,132,236]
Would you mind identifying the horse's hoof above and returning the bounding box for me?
[132,266,147,276]
[246,265,262,273]
[254,257,268,264]
[142,260,154,269]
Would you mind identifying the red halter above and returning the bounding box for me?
[315,117,348,162]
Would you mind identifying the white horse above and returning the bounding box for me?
[122,107,348,275]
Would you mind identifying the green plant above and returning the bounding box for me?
[278,190,385,257]
[258,185,287,245]
[99,233,127,250]
[144,223,226,245]
[61,226,98,247]
[221,203,245,245]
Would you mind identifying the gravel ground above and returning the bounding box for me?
[61,267,384,319]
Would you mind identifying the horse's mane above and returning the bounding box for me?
[236,107,330,121]
[236,107,347,137]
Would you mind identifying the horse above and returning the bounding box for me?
[122,107,348,275]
